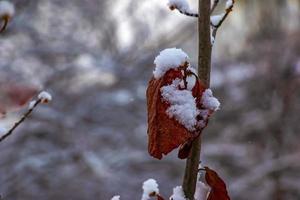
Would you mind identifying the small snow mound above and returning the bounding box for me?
[0,126,7,135]
[0,1,15,17]
[28,100,37,109]
[111,195,120,200]
[141,179,159,200]
[167,0,190,12]
[161,79,199,131]
[153,48,189,79]
[38,91,52,103]
[226,0,234,9]
[170,186,186,200]
[211,14,224,26]
[201,89,220,111]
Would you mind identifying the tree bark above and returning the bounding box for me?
[182,0,211,199]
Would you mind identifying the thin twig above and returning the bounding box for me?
[211,0,235,40]
[0,99,41,143]
[0,17,8,33]
[178,9,199,18]
[210,0,219,14]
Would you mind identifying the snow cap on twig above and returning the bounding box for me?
[38,91,52,103]
[0,1,15,18]
[167,0,190,12]
[141,179,159,200]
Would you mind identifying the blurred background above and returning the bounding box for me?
[0,0,299,199]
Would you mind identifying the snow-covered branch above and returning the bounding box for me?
[0,91,52,143]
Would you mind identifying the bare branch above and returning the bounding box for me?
[0,17,9,33]
[210,0,219,15]
[0,99,41,143]
[210,0,235,41]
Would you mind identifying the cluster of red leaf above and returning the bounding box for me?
[147,62,215,159]
[0,82,37,117]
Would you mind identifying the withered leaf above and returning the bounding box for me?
[147,69,193,159]
[205,167,230,200]
[147,68,207,159]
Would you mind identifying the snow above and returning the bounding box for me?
[211,14,225,26]
[194,181,210,200]
[111,195,120,200]
[167,0,190,12]
[170,186,186,200]
[141,179,159,200]
[0,126,6,135]
[226,0,234,9]
[201,89,220,111]
[186,75,197,91]
[38,91,52,103]
[161,79,199,131]
[153,48,189,79]
[0,1,15,17]
[28,100,37,109]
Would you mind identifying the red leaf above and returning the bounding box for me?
[147,69,193,159]
[205,167,230,200]
[0,82,37,117]
[146,65,207,159]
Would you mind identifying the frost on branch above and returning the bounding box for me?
[0,0,15,32]
[141,179,160,200]
[147,48,220,159]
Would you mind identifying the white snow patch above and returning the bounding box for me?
[153,48,189,79]
[0,126,7,135]
[194,181,210,200]
[211,14,225,26]
[38,91,52,103]
[167,0,190,12]
[170,186,186,200]
[186,75,197,91]
[226,0,234,9]
[161,79,199,131]
[28,100,37,109]
[201,89,220,111]
[111,195,120,200]
[141,179,159,200]
[0,1,15,17]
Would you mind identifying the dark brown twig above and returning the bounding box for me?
[210,0,219,14]
[178,9,198,18]
[0,17,9,33]
[0,99,41,143]
[211,0,235,41]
